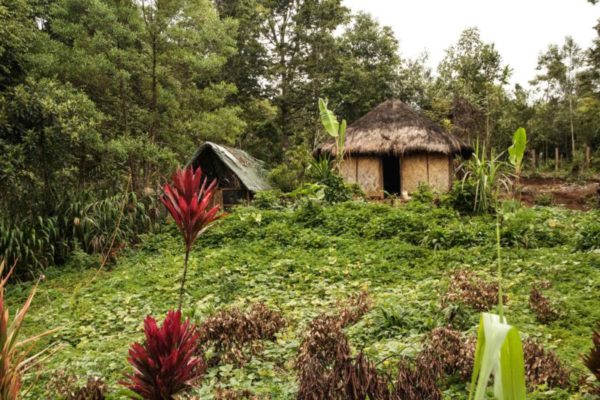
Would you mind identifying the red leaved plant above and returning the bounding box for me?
[122,310,206,400]
[160,165,221,309]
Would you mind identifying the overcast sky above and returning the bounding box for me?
[344,0,599,88]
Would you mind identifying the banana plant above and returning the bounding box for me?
[508,127,527,180]
[318,98,347,171]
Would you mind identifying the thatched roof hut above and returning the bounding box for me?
[315,99,472,198]
[189,142,270,208]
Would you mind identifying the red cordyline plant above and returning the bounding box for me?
[122,310,206,399]
[161,165,221,309]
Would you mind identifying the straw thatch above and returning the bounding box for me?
[315,99,472,157]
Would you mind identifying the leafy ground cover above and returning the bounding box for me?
[7,201,600,399]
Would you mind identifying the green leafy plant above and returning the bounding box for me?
[318,98,347,170]
[508,127,527,178]
[461,142,510,214]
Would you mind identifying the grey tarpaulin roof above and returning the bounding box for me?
[189,142,271,192]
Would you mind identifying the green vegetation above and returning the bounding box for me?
[7,201,600,398]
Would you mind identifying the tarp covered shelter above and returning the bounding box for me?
[315,100,472,198]
[189,142,270,208]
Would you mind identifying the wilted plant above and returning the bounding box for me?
[583,324,600,394]
[0,260,59,400]
[47,372,106,400]
[214,388,259,400]
[442,269,506,312]
[160,165,221,309]
[522,339,570,389]
[529,285,559,324]
[392,351,442,400]
[295,292,394,400]
[122,310,206,400]
[198,303,285,365]
[426,327,475,381]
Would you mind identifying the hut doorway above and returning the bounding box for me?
[382,155,401,196]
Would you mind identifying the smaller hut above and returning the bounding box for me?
[315,100,472,198]
[189,142,270,208]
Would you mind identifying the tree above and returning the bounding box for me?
[325,12,402,123]
[259,0,349,149]
[532,37,584,156]
[437,27,511,150]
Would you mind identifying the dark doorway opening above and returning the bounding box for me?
[382,155,400,196]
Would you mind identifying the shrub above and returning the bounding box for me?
[251,190,284,209]
[534,193,553,206]
[410,183,436,204]
[444,179,488,215]
[575,215,600,251]
[501,208,568,248]
[122,310,206,400]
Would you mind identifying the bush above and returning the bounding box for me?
[444,179,491,215]
[501,208,569,248]
[575,215,600,251]
[251,190,284,210]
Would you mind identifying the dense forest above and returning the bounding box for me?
[1,0,600,275]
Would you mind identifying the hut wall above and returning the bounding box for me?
[427,154,451,192]
[356,157,383,198]
[340,157,358,183]
[401,153,452,193]
[401,154,428,193]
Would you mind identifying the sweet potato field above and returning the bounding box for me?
[8,201,600,399]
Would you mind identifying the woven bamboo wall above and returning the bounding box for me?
[340,157,358,184]
[401,154,428,193]
[401,153,452,193]
[427,154,451,192]
[357,157,383,197]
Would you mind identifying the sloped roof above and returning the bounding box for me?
[189,142,271,192]
[316,99,472,157]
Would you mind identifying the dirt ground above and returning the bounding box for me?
[517,176,600,210]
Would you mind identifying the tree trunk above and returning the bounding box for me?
[568,96,575,156]
[555,147,560,172]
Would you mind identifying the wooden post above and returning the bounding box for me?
[531,150,536,171]
[555,147,560,172]
[586,145,591,169]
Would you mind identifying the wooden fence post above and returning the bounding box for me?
[531,150,536,171]
[555,147,560,172]
[586,145,591,169]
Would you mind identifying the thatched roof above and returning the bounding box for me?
[189,142,271,192]
[315,100,472,157]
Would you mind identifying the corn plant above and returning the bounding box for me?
[318,98,347,171]
[468,131,528,400]
[0,260,58,399]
